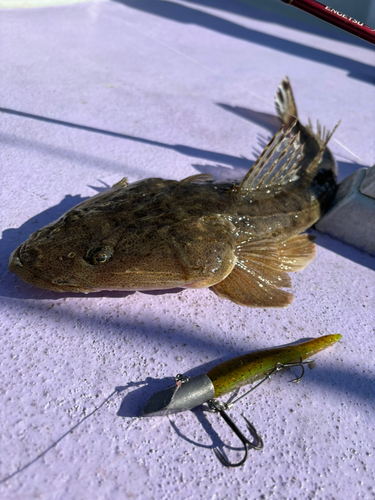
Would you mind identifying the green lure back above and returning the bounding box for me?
[207,334,341,397]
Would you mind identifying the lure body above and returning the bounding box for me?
[208,334,341,397]
[142,334,341,416]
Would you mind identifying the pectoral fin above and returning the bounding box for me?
[210,234,315,307]
[278,234,316,271]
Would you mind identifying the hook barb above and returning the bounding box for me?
[209,401,263,467]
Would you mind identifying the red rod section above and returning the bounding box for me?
[280,0,375,45]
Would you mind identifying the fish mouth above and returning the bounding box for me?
[8,244,30,276]
[8,244,92,293]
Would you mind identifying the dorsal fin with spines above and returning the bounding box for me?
[236,122,305,194]
[275,77,299,129]
[304,121,341,176]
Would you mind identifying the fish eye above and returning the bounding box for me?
[85,246,113,265]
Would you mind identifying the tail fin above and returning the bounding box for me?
[275,77,298,129]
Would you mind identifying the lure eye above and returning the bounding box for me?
[85,246,113,265]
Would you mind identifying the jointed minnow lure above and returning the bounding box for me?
[143,334,341,466]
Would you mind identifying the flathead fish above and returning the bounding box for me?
[9,78,338,307]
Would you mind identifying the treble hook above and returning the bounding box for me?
[206,359,312,466]
[208,400,263,467]
[142,335,341,467]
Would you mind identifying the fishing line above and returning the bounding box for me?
[0,382,167,490]
[332,137,363,162]
[1,6,363,490]
[0,389,119,485]
[119,14,363,162]
[119,18,276,108]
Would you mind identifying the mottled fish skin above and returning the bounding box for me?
[8,78,339,307]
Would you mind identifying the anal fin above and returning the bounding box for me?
[210,234,316,308]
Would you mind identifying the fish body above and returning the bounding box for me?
[142,334,342,416]
[9,78,338,307]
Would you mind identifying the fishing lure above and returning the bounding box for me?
[143,334,341,466]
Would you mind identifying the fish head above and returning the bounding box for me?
[8,203,123,292]
[8,214,183,293]
[8,186,238,293]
